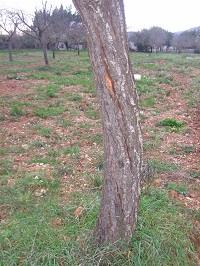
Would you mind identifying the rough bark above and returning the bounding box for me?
[72,0,142,245]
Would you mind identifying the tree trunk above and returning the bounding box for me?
[72,0,142,245]
[52,49,56,59]
[41,41,49,65]
[8,40,13,62]
[52,46,56,59]
[77,41,80,55]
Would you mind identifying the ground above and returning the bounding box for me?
[0,57,199,207]
[0,51,199,264]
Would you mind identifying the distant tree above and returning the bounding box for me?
[68,19,86,55]
[19,32,39,49]
[131,29,150,53]
[73,0,142,245]
[194,30,200,53]
[131,27,172,53]
[172,33,185,53]
[48,5,70,57]
[148,26,169,52]
[165,31,174,48]
[172,30,200,53]
[16,2,54,65]
[41,5,84,58]
[0,9,18,61]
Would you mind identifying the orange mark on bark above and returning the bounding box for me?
[105,72,115,96]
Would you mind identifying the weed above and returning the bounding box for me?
[0,115,6,121]
[79,122,91,128]
[7,75,21,80]
[30,141,46,148]
[156,118,186,132]
[47,148,59,158]
[62,145,80,156]
[10,104,25,116]
[142,159,156,183]
[148,159,178,174]
[68,94,82,101]
[28,156,57,166]
[62,120,74,127]
[156,118,185,127]
[72,70,88,75]
[140,113,147,120]
[165,182,188,196]
[89,175,102,188]
[188,169,200,179]
[55,163,74,176]
[180,145,196,154]
[85,107,99,119]
[143,140,158,151]
[141,97,156,108]
[0,158,13,175]
[91,134,103,145]
[34,106,66,118]
[39,127,53,137]
[96,158,104,171]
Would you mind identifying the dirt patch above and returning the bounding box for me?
[0,58,199,228]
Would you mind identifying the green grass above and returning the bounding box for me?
[141,97,156,108]
[62,145,80,156]
[34,106,66,118]
[130,189,195,266]
[156,118,186,132]
[10,103,25,116]
[0,187,196,265]
[61,120,74,127]
[152,159,179,173]
[0,50,199,265]
[165,182,188,196]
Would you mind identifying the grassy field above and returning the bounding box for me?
[0,49,199,265]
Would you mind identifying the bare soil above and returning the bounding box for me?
[0,57,199,260]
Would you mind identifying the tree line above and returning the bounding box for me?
[0,3,86,64]
[128,26,200,54]
[1,2,200,65]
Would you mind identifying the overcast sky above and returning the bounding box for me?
[1,0,200,32]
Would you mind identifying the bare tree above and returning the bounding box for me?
[68,20,86,55]
[0,9,18,61]
[130,29,151,53]
[49,5,78,57]
[72,0,142,245]
[16,2,54,65]
[148,26,168,52]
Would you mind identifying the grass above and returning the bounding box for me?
[34,106,66,118]
[62,145,80,156]
[0,49,199,265]
[165,182,188,196]
[10,103,25,116]
[156,118,186,132]
[0,187,196,265]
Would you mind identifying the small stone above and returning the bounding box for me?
[73,206,84,218]
[22,144,29,150]
[35,189,47,197]
[134,74,141,80]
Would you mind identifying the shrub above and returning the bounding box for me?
[156,118,185,128]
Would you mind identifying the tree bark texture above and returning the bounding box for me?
[72,0,143,245]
